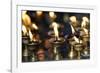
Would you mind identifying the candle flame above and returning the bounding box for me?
[28,29,37,42]
[22,25,27,36]
[83,16,89,22]
[36,11,43,16]
[22,11,31,26]
[81,16,89,27]
[32,23,38,30]
[49,12,56,18]
[71,25,75,34]
[52,22,59,39]
[70,16,77,23]
[28,29,33,41]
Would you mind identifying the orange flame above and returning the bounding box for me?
[22,25,27,36]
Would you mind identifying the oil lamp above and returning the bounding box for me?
[68,38,77,60]
[81,19,90,58]
[74,43,83,59]
[27,24,41,62]
[22,25,29,62]
[82,28,90,58]
[50,22,65,60]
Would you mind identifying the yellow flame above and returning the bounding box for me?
[71,25,75,34]
[36,11,43,16]
[22,11,31,26]
[22,25,27,35]
[52,22,59,39]
[83,28,88,34]
[81,16,89,27]
[81,21,86,27]
[28,29,33,41]
[70,16,77,23]
[82,16,89,22]
[32,23,38,30]
[49,12,56,18]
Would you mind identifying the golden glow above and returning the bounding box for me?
[22,11,31,26]
[71,25,75,34]
[36,11,43,16]
[70,16,77,23]
[52,22,59,39]
[81,16,89,27]
[32,23,38,30]
[82,16,89,23]
[28,29,33,41]
[22,25,27,36]
[49,12,56,18]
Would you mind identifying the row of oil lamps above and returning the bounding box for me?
[22,23,90,62]
[22,11,90,62]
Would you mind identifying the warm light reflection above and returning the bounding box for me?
[36,11,43,16]
[22,25,27,36]
[49,12,56,18]
[22,11,31,26]
[83,28,88,34]
[32,23,38,30]
[81,16,89,27]
[70,16,77,23]
[28,29,33,41]
[52,22,59,40]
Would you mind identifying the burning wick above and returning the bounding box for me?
[52,22,59,41]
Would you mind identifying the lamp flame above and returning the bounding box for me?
[52,22,59,40]
[71,25,75,34]
[81,16,89,27]
[32,23,38,30]
[22,25,27,36]
[70,16,77,23]
[28,29,37,42]
[22,11,31,26]
[49,12,56,18]
[36,11,43,16]
[28,29,33,41]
